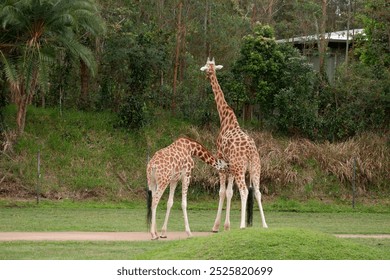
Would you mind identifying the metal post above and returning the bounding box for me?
[36,150,41,204]
[352,157,356,208]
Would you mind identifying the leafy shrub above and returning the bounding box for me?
[320,63,389,140]
[117,95,148,130]
[225,24,320,138]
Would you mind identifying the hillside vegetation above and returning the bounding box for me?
[1,105,388,203]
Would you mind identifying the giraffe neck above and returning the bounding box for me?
[188,140,219,168]
[209,72,239,129]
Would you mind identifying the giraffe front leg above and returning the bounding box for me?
[160,181,177,238]
[224,175,235,231]
[212,172,226,232]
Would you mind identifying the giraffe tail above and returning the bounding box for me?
[146,189,152,230]
[246,185,254,227]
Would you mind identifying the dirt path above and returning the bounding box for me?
[334,234,390,239]
[0,232,390,241]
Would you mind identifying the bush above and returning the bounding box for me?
[272,52,319,139]
[117,95,148,130]
[320,63,390,140]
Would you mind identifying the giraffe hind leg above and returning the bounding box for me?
[223,175,235,231]
[160,181,178,238]
[254,188,268,228]
[150,181,168,240]
[147,188,159,240]
[246,185,254,227]
[236,177,249,229]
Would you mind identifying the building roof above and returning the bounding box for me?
[276,29,364,44]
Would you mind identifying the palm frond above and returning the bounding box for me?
[1,0,104,93]
[0,50,18,84]
[57,35,97,76]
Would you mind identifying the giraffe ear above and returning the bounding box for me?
[215,65,223,70]
[200,65,208,71]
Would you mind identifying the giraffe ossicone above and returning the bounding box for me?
[200,57,223,71]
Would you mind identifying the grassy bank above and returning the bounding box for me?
[1,105,389,202]
[1,105,195,200]
[135,228,390,260]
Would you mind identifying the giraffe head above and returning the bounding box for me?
[215,158,229,171]
[200,57,223,77]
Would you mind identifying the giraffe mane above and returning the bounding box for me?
[177,136,205,149]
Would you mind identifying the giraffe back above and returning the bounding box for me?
[219,127,260,178]
[147,137,227,190]
[147,139,193,189]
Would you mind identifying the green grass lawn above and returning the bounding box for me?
[0,199,389,260]
[1,199,389,233]
[1,229,389,260]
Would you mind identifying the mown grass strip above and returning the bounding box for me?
[1,205,389,234]
[1,228,389,260]
[135,228,390,260]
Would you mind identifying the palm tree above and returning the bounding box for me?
[0,0,105,135]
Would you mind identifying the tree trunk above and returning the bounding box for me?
[243,103,253,122]
[266,0,274,24]
[204,0,211,58]
[172,1,183,116]
[13,68,38,135]
[80,59,89,109]
[14,85,34,135]
[319,0,328,82]
[16,95,27,135]
[345,0,352,66]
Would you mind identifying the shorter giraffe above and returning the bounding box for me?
[146,137,228,240]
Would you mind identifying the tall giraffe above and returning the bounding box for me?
[147,137,228,240]
[200,57,268,231]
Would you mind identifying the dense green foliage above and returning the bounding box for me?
[355,0,390,72]
[320,63,389,140]
[0,1,389,202]
[223,25,319,138]
[0,0,106,134]
[1,0,388,139]
[318,0,390,140]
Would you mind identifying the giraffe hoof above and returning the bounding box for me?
[212,230,219,233]
[160,235,167,239]
[151,236,159,241]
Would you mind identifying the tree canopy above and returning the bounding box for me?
[1,0,388,140]
[0,0,105,133]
